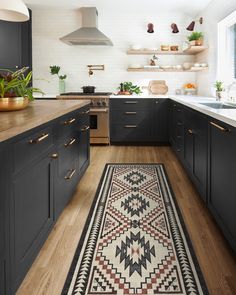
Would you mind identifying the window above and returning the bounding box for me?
[218,11,236,83]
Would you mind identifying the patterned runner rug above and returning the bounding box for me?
[62,164,208,295]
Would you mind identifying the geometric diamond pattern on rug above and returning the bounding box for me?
[62,164,209,295]
[115,231,156,277]
[121,194,150,217]
[88,266,117,294]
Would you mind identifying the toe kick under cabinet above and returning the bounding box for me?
[0,104,90,295]
[110,98,170,144]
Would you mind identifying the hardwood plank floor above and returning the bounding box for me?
[16,146,236,295]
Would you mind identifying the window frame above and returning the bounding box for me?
[217,11,236,83]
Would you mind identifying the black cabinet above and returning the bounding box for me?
[183,108,208,201]
[110,98,169,143]
[169,101,184,157]
[151,99,169,143]
[11,154,54,292]
[209,120,236,251]
[0,10,32,71]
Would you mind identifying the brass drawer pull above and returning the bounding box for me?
[125,112,137,115]
[155,101,159,104]
[124,101,138,104]
[80,110,90,115]
[210,121,230,132]
[64,138,76,147]
[29,133,49,144]
[81,126,90,132]
[51,153,58,159]
[65,169,76,180]
[124,125,137,128]
[64,118,76,125]
[188,129,194,135]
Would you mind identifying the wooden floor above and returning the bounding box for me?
[17,146,236,295]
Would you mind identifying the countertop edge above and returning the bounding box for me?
[0,100,90,143]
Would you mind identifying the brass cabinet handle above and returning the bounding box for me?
[155,101,159,104]
[80,110,90,115]
[188,129,194,135]
[81,125,90,132]
[64,138,76,147]
[65,169,76,180]
[124,101,138,104]
[124,125,137,128]
[51,153,58,159]
[29,133,49,144]
[64,118,76,125]
[125,112,137,115]
[210,121,230,132]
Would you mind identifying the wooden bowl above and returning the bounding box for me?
[0,97,29,112]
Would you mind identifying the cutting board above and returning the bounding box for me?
[148,80,168,95]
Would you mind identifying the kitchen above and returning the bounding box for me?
[0,0,236,295]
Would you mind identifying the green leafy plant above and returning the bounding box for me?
[50,65,67,80]
[0,67,43,101]
[187,32,204,41]
[214,81,224,92]
[119,82,142,94]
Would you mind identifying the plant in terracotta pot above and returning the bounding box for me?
[214,81,224,101]
[50,65,67,94]
[0,67,43,111]
[118,82,142,95]
[187,31,204,46]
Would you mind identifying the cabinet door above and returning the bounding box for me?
[152,99,169,142]
[183,119,194,172]
[78,124,90,172]
[209,120,236,251]
[0,259,6,295]
[11,155,54,291]
[0,10,32,70]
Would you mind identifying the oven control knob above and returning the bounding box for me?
[102,100,107,106]
[90,100,94,106]
[97,100,101,106]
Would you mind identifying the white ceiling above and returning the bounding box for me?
[25,0,212,16]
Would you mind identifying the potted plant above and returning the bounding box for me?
[214,81,224,101]
[187,32,204,46]
[118,82,142,95]
[50,65,67,94]
[0,67,43,111]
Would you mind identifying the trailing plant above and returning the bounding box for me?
[187,31,204,41]
[118,82,142,94]
[50,65,67,80]
[0,67,43,100]
[214,81,224,92]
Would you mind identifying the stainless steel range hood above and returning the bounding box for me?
[60,7,113,46]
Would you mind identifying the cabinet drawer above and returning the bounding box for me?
[110,98,152,110]
[57,134,79,178]
[110,124,149,142]
[77,106,90,125]
[111,110,147,125]
[57,111,80,140]
[13,126,53,173]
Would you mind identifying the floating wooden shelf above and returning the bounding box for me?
[127,67,208,73]
[127,46,208,56]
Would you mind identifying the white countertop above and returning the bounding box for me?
[111,94,236,128]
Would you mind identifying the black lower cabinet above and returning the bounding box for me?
[11,155,54,292]
[110,98,169,143]
[209,120,236,251]
[183,108,208,201]
[0,106,90,295]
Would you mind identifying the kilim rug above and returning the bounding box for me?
[62,164,209,295]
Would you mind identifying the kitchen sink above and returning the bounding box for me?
[199,102,236,109]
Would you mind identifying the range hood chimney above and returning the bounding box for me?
[60,7,113,46]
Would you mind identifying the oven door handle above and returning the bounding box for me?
[90,108,108,113]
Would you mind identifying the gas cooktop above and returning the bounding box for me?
[60,92,112,96]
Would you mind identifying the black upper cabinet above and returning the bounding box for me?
[209,120,236,251]
[0,10,32,71]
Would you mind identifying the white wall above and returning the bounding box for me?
[196,0,236,96]
[31,8,197,94]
